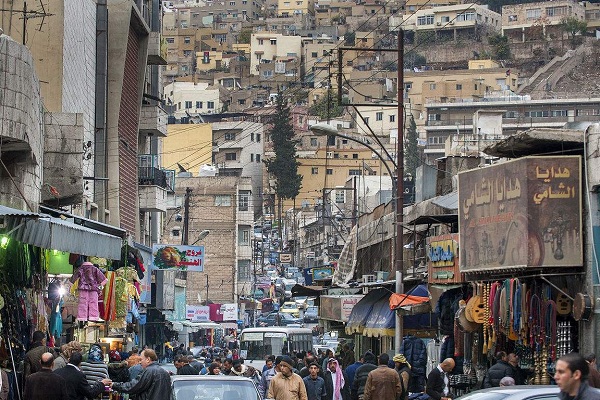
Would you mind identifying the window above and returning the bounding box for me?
[311,167,319,175]
[364,117,369,124]
[224,132,236,140]
[456,84,462,90]
[214,195,232,206]
[349,169,362,176]
[185,101,192,109]
[258,39,264,45]
[251,154,254,162]
[238,260,251,280]
[184,37,191,44]
[238,190,251,211]
[310,138,318,146]
[526,8,541,19]
[256,134,261,142]
[547,6,567,17]
[429,83,436,90]
[230,1,235,4]
[183,50,192,57]
[251,133,255,142]
[456,11,475,22]
[390,114,396,122]
[311,52,318,57]
[270,39,277,45]
[417,15,434,25]
[428,136,444,144]
[352,154,358,159]
[428,113,441,121]
[208,101,215,109]
[225,152,237,160]
[256,154,261,162]
[238,99,246,105]
[256,53,262,61]
[326,169,333,175]
[508,15,517,22]
[376,112,383,121]
[335,191,345,203]
[196,101,203,109]
[166,37,175,44]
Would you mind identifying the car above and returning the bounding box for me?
[456,385,560,399]
[171,375,260,400]
[280,301,301,318]
[257,311,303,327]
[304,306,318,323]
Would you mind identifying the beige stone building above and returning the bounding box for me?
[277,0,315,18]
[502,0,585,43]
[249,32,303,76]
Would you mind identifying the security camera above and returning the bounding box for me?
[175,213,183,222]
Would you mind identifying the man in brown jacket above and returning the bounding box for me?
[24,331,56,377]
[363,354,400,400]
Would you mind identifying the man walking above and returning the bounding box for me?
[54,351,111,400]
[554,352,600,399]
[303,363,327,400]
[363,354,400,400]
[259,355,282,398]
[24,352,68,400]
[351,351,377,400]
[267,355,308,400]
[324,358,349,400]
[426,358,455,400]
[110,349,171,398]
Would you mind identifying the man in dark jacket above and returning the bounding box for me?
[324,358,349,400]
[555,352,600,400]
[54,351,110,400]
[426,358,455,400]
[110,349,171,400]
[24,331,56,377]
[303,363,327,400]
[351,351,377,400]
[23,352,68,400]
[482,352,515,388]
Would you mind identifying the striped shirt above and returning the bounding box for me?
[80,361,109,385]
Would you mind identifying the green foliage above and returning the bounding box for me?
[308,90,344,120]
[264,93,302,200]
[488,34,511,60]
[404,52,426,70]
[237,29,252,44]
[414,31,435,46]
[561,17,587,49]
[404,115,421,178]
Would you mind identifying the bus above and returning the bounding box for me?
[239,327,313,369]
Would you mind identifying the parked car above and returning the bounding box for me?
[456,386,560,399]
[304,306,318,323]
[280,301,301,318]
[172,375,260,400]
[257,311,303,327]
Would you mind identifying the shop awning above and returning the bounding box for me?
[220,322,238,330]
[291,284,323,297]
[167,320,185,332]
[363,291,395,337]
[14,216,122,259]
[389,284,432,315]
[345,288,389,335]
[0,205,123,259]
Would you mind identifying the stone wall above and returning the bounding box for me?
[0,35,44,211]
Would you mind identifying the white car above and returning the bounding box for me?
[456,386,560,399]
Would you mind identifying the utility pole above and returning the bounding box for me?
[395,29,405,352]
[182,187,192,245]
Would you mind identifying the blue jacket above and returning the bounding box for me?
[258,366,277,398]
[344,362,363,389]
[400,335,427,393]
[303,375,327,400]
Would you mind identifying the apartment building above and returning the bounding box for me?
[164,81,224,118]
[278,0,315,18]
[391,3,501,40]
[314,0,353,27]
[502,0,585,43]
[303,38,339,88]
[249,33,302,75]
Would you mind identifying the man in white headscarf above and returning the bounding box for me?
[324,358,349,400]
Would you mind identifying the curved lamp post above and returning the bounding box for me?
[309,121,404,350]
[191,229,210,245]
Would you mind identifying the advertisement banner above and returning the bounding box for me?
[186,305,211,322]
[427,233,464,284]
[458,156,582,271]
[219,303,238,321]
[320,295,363,322]
[152,244,204,272]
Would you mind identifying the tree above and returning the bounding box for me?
[237,29,252,44]
[308,90,344,120]
[265,92,302,201]
[404,115,421,179]
[561,17,587,49]
[488,34,511,60]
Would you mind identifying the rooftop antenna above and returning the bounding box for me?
[0,0,53,45]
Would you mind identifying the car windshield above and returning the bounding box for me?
[173,379,260,400]
[306,306,317,314]
[282,303,295,310]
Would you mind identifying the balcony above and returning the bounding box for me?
[138,158,169,213]
[147,31,167,65]
[139,104,167,137]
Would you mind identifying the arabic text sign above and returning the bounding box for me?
[186,305,211,322]
[152,244,205,272]
[458,156,582,271]
[427,233,464,284]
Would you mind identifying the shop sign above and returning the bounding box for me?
[312,266,334,280]
[151,244,204,272]
[458,156,582,272]
[163,286,186,321]
[427,233,464,284]
[186,305,211,322]
[135,245,153,304]
[320,295,363,322]
[280,253,292,263]
[219,303,238,320]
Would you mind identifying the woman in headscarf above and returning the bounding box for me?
[53,341,82,370]
[80,344,109,385]
[393,354,412,400]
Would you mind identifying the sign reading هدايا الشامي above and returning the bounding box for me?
[458,156,582,272]
[151,244,204,272]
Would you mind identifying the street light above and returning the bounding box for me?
[310,120,404,351]
[191,229,210,245]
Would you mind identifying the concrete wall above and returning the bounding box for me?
[0,35,44,211]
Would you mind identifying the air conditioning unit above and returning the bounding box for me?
[362,274,376,284]
[436,22,441,26]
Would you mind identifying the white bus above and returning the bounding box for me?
[239,327,313,369]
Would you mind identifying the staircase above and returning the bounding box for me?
[517,45,587,97]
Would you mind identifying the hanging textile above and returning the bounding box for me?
[102,271,117,322]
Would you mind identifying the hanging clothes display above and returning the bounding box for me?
[70,261,108,322]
